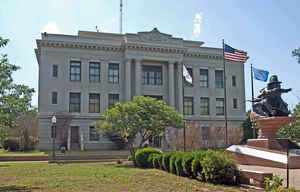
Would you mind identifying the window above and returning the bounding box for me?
[233,98,238,109]
[52,65,58,77]
[232,75,236,87]
[108,63,119,84]
[51,92,58,104]
[201,126,209,140]
[215,70,223,88]
[69,93,81,113]
[200,69,208,87]
[184,97,193,115]
[144,95,163,100]
[200,97,209,115]
[89,126,99,141]
[216,98,224,115]
[108,94,119,109]
[70,61,81,81]
[142,66,162,85]
[184,68,193,87]
[89,62,100,82]
[89,93,100,113]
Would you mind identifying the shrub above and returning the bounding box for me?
[3,138,20,151]
[265,175,296,192]
[191,151,206,180]
[169,152,178,174]
[182,152,195,177]
[174,152,185,176]
[157,154,163,169]
[135,147,162,168]
[201,150,239,185]
[162,152,174,171]
[151,153,161,169]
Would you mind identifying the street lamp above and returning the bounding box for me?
[51,115,57,161]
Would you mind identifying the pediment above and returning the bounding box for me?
[137,28,172,43]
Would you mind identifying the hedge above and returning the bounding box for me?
[135,147,162,168]
[181,152,196,177]
[162,152,174,171]
[201,150,239,185]
[191,151,206,180]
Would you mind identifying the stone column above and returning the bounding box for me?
[125,59,131,101]
[168,61,175,106]
[135,59,142,96]
[178,62,183,113]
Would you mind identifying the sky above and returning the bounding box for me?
[1,0,300,111]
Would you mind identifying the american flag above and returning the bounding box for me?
[224,44,247,63]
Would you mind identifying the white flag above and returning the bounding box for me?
[183,64,192,84]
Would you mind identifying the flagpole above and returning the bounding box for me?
[222,39,228,147]
[250,64,255,138]
[182,62,186,152]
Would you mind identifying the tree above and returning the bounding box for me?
[278,103,300,142]
[241,110,257,142]
[292,47,300,64]
[94,96,185,155]
[0,37,35,146]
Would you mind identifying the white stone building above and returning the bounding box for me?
[35,28,246,150]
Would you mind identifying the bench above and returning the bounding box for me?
[239,169,273,188]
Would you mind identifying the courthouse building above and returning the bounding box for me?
[35,28,246,150]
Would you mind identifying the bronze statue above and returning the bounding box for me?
[252,75,292,117]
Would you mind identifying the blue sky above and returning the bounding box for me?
[1,0,300,111]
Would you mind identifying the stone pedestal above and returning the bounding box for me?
[227,113,300,169]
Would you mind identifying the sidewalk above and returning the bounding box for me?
[239,165,300,190]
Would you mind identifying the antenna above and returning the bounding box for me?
[120,0,123,34]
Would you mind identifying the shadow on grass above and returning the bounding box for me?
[0,164,10,168]
[0,185,39,192]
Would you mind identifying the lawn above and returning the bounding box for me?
[0,149,130,156]
[0,161,256,192]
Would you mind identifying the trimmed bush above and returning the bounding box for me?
[162,152,174,171]
[201,150,239,185]
[151,153,161,169]
[169,152,178,174]
[182,152,195,177]
[191,151,207,180]
[157,154,163,169]
[135,147,162,168]
[3,138,20,151]
[174,152,185,176]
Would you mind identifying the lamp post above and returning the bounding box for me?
[51,115,56,161]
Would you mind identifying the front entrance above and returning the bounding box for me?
[70,126,80,150]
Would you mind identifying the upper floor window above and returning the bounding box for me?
[200,97,209,115]
[215,70,223,88]
[184,68,193,87]
[70,61,81,81]
[216,98,224,115]
[232,75,236,87]
[108,63,119,84]
[89,93,100,113]
[184,97,193,115]
[142,66,162,85]
[233,98,238,109]
[51,92,58,104]
[89,62,100,82]
[69,92,81,113]
[200,69,208,87]
[89,126,100,141]
[52,65,58,78]
[108,94,119,109]
[144,95,163,100]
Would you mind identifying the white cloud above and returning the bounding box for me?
[41,22,60,34]
[193,12,203,38]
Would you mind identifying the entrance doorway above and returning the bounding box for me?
[70,126,80,150]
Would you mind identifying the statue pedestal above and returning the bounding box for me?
[227,113,300,169]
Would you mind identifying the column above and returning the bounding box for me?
[125,59,131,101]
[135,59,142,96]
[101,60,108,113]
[178,62,183,113]
[168,61,175,106]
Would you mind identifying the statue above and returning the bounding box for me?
[252,75,292,117]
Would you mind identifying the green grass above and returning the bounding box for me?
[0,161,254,192]
[0,149,47,156]
[0,149,130,156]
